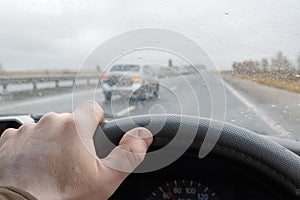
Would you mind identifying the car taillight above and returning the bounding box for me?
[102,75,108,81]
[132,76,141,83]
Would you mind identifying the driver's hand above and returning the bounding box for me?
[0,100,153,200]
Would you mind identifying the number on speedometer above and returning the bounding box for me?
[148,179,219,200]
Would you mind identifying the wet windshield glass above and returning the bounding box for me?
[0,0,299,141]
[110,65,140,72]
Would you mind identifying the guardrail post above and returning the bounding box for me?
[55,80,59,88]
[33,81,37,90]
[87,78,90,85]
[73,80,75,86]
[2,83,7,94]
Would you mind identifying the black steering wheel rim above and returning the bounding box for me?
[94,114,300,197]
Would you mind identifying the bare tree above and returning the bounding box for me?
[261,58,269,72]
[0,63,4,72]
[297,54,300,71]
[232,60,260,75]
[271,52,292,73]
[253,60,260,73]
[232,52,297,80]
[232,62,238,74]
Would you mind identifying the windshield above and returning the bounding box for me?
[0,0,299,141]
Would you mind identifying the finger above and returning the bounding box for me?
[98,127,152,194]
[18,122,36,132]
[37,112,59,127]
[1,128,17,139]
[72,100,104,139]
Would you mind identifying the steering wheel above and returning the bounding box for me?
[94,114,300,198]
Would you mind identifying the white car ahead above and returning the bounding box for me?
[101,64,159,102]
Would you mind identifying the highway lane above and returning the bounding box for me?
[0,73,298,140]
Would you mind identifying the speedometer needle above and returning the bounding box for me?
[167,187,176,200]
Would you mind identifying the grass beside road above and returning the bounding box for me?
[221,72,300,93]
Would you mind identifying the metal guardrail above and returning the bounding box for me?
[0,74,100,93]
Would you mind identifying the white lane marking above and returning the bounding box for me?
[0,89,102,111]
[225,83,291,138]
[116,106,135,116]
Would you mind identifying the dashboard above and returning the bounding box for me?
[110,152,290,199]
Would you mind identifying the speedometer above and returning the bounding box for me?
[147,179,219,200]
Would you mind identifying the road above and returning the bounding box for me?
[0,72,299,140]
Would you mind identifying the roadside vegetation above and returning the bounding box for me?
[225,52,300,93]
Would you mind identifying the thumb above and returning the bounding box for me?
[97,127,152,196]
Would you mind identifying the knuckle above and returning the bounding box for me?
[1,128,16,139]
[125,147,145,168]
[18,122,36,131]
[84,100,99,110]
[86,99,98,106]
[120,133,148,153]
[119,135,148,169]
[129,143,147,155]
[40,112,59,123]
[85,100,104,120]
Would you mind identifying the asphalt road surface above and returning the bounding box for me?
[0,72,299,140]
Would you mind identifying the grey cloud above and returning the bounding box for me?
[0,0,299,71]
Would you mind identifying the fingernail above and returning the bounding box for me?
[137,128,152,139]
[136,128,153,147]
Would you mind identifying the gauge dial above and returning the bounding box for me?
[148,179,219,200]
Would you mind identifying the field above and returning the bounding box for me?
[221,71,300,93]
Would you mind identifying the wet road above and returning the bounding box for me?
[0,73,299,140]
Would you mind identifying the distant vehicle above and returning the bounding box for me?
[100,64,159,102]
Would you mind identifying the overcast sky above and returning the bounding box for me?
[0,0,299,71]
